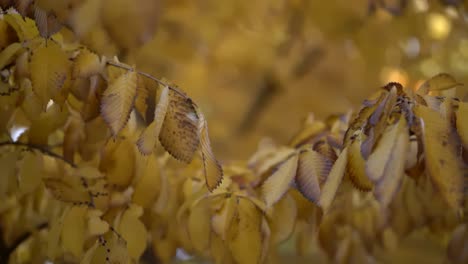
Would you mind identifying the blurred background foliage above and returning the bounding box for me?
[29,0,467,160]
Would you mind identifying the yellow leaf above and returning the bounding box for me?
[227,198,263,264]
[100,139,136,188]
[159,88,200,163]
[198,112,223,191]
[137,86,170,155]
[101,70,138,136]
[3,12,39,41]
[456,102,468,149]
[347,138,373,191]
[73,49,103,78]
[374,118,409,207]
[318,146,349,212]
[415,104,464,210]
[296,149,331,203]
[418,73,462,94]
[0,42,22,70]
[17,152,43,194]
[43,177,93,205]
[30,41,70,108]
[132,155,160,208]
[261,154,299,207]
[188,199,211,253]
[61,206,87,257]
[269,193,297,244]
[118,205,148,260]
[366,121,400,182]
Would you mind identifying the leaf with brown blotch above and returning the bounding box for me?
[30,41,70,108]
[43,177,92,205]
[198,111,223,191]
[417,73,463,94]
[33,6,63,38]
[100,70,138,137]
[261,154,299,207]
[137,86,170,155]
[415,104,464,210]
[227,198,264,264]
[374,118,409,207]
[456,102,468,149]
[347,138,373,191]
[158,88,200,163]
[318,146,349,213]
[366,121,400,182]
[296,149,331,203]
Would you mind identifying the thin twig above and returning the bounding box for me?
[0,141,76,168]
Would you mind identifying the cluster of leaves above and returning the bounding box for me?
[0,4,467,264]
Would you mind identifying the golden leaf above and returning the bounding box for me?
[100,139,135,188]
[118,205,148,260]
[198,112,223,191]
[43,177,93,205]
[374,118,409,207]
[0,42,22,70]
[261,154,299,207]
[418,73,462,94]
[188,199,211,253]
[296,149,331,203]
[227,198,263,264]
[137,85,170,155]
[456,102,468,149]
[61,206,87,257]
[101,70,138,136]
[3,12,39,41]
[158,88,200,163]
[269,193,297,244]
[318,146,349,212]
[366,120,400,182]
[73,49,103,79]
[415,104,464,210]
[347,138,373,191]
[132,154,160,208]
[17,152,43,194]
[30,41,70,108]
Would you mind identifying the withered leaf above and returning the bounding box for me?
[100,70,138,137]
[34,6,63,38]
[296,149,331,203]
[158,87,200,163]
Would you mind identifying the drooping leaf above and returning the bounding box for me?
[318,146,349,212]
[118,205,147,260]
[132,154,160,208]
[137,85,170,155]
[158,87,200,163]
[198,111,223,191]
[73,49,103,79]
[3,12,39,41]
[100,70,138,136]
[34,6,62,38]
[415,104,464,210]
[261,154,299,207]
[188,199,211,253]
[61,206,87,257]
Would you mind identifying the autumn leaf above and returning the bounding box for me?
[414,104,464,210]
[417,73,462,94]
[101,70,138,136]
[30,41,71,108]
[158,87,200,163]
[347,138,373,191]
[295,149,331,203]
[456,102,468,149]
[261,154,299,207]
[198,111,223,191]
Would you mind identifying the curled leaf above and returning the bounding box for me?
[198,111,223,191]
[296,149,331,203]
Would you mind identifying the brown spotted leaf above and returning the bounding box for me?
[261,154,299,207]
[158,88,200,163]
[415,104,464,210]
[100,70,138,136]
[137,86,170,155]
[198,112,223,191]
